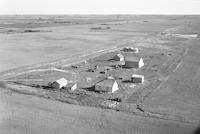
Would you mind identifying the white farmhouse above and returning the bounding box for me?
[51,78,68,89]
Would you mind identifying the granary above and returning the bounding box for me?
[95,79,119,93]
[122,47,139,53]
[125,56,144,68]
[113,53,124,61]
[51,78,68,89]
[66,83,77,91]
[131,74,144,84]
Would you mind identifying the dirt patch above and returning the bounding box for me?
[5,43,185,120]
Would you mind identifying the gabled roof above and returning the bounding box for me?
[115,53,124,58]
[51,78,68,89]
[96,79,116,87]
[125,56,141,62]
[66,83,77,91]
[55,78,68,84]
[113,53,124,61]
[66,83,76,87]
[132,74,144,78]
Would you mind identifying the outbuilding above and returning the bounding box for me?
[66,83,78,91]
[113,53,124,61]
[131,74,144,84]
[95,79,119,93]
[122,47,139,53]
[51,78,68,89]
[125,57,144,68]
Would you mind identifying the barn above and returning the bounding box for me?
[95,79,119,93]
[113,53,124,61]
[125,57,144,68]
[51,78,68,89]
[131,74,144,84]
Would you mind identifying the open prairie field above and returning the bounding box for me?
[0,15,200,134]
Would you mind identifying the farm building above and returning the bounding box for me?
[122,47,139,53]
[66,83,77,91]
[51,78,68,89]
[131,74,144,84]
[107,76,114,80]
[94,65,99,70]
[95,79,119,93]
[125,57,144,68]
[113,53,124,61]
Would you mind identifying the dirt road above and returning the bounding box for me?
[142,39,200,123]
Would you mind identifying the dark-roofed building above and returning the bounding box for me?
[125,56,144,68]
[95,79,119,93]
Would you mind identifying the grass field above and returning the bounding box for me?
[0,15,200,134]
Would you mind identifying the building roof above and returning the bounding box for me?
[55,78,68,84]
[113,53,124,60]
[125,56,141,62]
[115,53,124,58]
[96,79,116,87]
[132,74,144,78]
[107,76,115,80]
[66,83,76,87]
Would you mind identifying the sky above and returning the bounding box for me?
[0,0,200,14]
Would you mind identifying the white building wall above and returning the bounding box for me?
[112,81,119,93]
[139,58,144,68]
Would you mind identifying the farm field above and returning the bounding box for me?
[0,15,200,134]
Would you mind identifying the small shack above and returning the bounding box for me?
[113,53,124,61]
[66,83,77,91]
[125,57,144,68]
[95,79,119,93]
[131,74,144,84]
[51,78,68,89]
